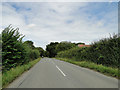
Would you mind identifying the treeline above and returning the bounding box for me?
[2,25,44,72]
[45,41,85,57]
[56,34,120,68]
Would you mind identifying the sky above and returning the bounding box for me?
[0,1,118,50]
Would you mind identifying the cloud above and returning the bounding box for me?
[1,2,118,49]
[2,0,119,2]
[27,24,36,28]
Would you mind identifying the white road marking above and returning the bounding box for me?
[56,65,66,76]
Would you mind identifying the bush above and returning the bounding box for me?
[23,43,40,60]
[2,25,41,72]
[56,41,76,53]
[2,58,41,88]
[2,25,28,72]
[56,34,120,68]
[0,34,1,88]
[31,49,40,60]
[57,46,80,60]
[56,58,119,78]
[46,41,76,57]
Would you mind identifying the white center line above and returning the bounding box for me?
[56,65,66,76]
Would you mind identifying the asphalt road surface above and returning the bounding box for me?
[7,58,118,88]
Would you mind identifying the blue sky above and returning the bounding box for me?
[1,2,118,49]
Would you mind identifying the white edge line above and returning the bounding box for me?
[56,65,66,76]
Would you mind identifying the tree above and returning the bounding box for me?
[76,42,85,45]
[23,40,35,49]
[0,34,2,67]
[46,42,59,57]
[43,51,49,57]
[23,41,40,60]
[36,47,44,57]
[56,41,76,53]
[2,25,27,72]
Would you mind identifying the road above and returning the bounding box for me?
[7,57,118,88]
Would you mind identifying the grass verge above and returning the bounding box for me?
[55,58,119,79]
[2,58,41,88]
[0,72,2,89]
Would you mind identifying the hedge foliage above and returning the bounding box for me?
[46,41,76,57]
[56,34,120,68]
[2,25,42,72]
[0,34,2,67]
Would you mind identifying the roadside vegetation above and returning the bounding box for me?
[44,33,119,79]
[56,34,119,68]
[55,34,119,78]
[0,72,1,89]
[2,25,44,72]
[45,41,84,57]
[1,25,45,88]
[56,58,119,79]
[2,58,40,88]
[0,34,1,89]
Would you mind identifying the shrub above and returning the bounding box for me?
[2,25,28,72]
[56,34,119,68]
[2,25,41,72]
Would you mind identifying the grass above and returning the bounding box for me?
[2,58,41,88]
[0,72,2,89]
[55,58,119,79]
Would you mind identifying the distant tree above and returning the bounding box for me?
[36,47,44,57]
[76,42,85,45]
[23,40,35,49]
[23,41,40,60]
[45,41,85,57]
[46,42,59,57]
[56,41,76,53]
[43,51,49,57]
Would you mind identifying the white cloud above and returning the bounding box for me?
[1,2,118,49]
[27,24,36,28]
[2,0,119,2]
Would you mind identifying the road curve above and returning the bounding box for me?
[7,57,118,88]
